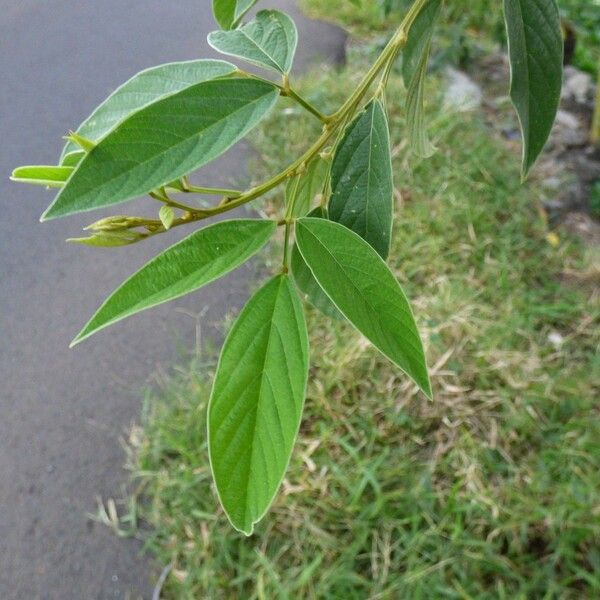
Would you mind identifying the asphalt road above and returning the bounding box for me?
[0,2,344,598]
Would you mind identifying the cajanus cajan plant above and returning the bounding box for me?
[12,0,563,535]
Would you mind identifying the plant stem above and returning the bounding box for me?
[184,185,242,198]
[282,221,292,273]
[139,0,430,239]
[285,86,330,123]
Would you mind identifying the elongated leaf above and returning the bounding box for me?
[60,60,236,162]
[71,219,275,345]
[296,217,431,398]
[402,0,441,158]
[209,275,309,535]
[285,157,329,218]
[208,10,298,75]
[328,100,393,259]
[11,165,73,188]
[42,78,279,221]
[291,208,342,319]
[503,0,563,176]
[213,0,258,30]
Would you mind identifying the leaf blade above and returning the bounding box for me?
[71,219,275,345]
[296,217,431,398]
[60,59,237,161]
[291,208,342,319]
[328,100,393,258]
[503,0,563,175]
[208,10,298,75]
[208,275,309,535]
[213,0,258,30]
[402,0,442,158]
[43,78,279,221]
[11,165,73,188]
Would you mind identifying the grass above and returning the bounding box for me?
[123,49,600,599]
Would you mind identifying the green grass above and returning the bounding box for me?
[124,53,600,599]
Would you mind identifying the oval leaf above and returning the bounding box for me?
[291,208,342,319]
[208,10,298,75]
[328,100,393,259]
[11,165,73,188]
[208,275,309,535]
[71,219,276,345]
[213,0,258,30]
[61,60,237,162]
[42,78,279,221]
[503,0,563,176]
[296,217,431,398]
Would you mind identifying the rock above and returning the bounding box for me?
[443,67,483,112]
[562,66,595,106]
[550,110,588,147]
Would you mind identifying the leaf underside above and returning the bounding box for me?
[328,100,394,259]
[72,219,275,345]
[503,0,563,176]
[296,217,431,398]
[42,78,279,221]
[208,10,298,75]
[209,275,309,535]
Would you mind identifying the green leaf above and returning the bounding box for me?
[213,0,258,30]
[208,274,309,535]
[159,205,175,230]
[503,0,563,176]
[11,165,73,188]
[285,157,329,218]
[328,100,393,259]
[61,151,85,168]
[291,208,342,319]
[67,231,146,247]
[42,78,279,221]
[61,60,237,162]
[296,217,431,398]
[71,219,275,345]
[402,0,442,158]
[208,10,298,75]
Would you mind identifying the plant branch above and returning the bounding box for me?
[132,0,431,241]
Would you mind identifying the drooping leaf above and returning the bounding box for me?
[402,0,442,158]
[60,60,237,163]
[328,100,393,259]
[208,274,309,535]
[503,0,563,176]
[213,0,258,30]
[285,157,330,218]
[291,207,342,319]
[42,78,279,221]
[208,10,298,75]
[71,219,275,345]
[296,217,431,398]
[11,165,73,188]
